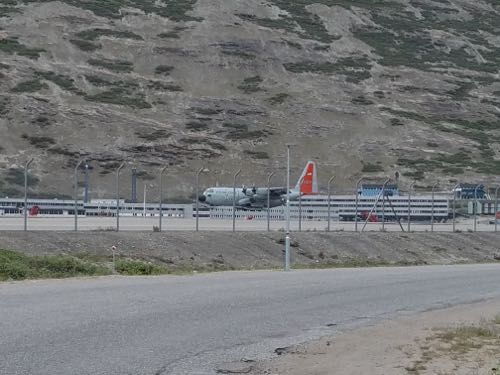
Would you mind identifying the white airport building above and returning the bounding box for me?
[0,194,454,221]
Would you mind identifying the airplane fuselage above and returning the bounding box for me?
[199,187,297,209]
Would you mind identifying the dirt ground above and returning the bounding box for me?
[249,299,500,375]
[0,231,499,270]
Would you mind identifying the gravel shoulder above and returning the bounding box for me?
[250,299,500,375]
[1,231,500,271]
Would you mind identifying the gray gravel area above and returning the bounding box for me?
[0,231,499,269]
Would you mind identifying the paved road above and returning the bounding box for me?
[0,216,496,232]
[2,265,500,375]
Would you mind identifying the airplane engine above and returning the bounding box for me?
[237,198,252,207]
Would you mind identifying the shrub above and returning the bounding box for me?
[70,39,101,52]
[11,79,48,93]
[75,28,143,41]
[0,38,45,59]
[115,259,168,275]
[237,76,263,93]
[85,88,151,109]
[155,65,174,75]
[88,58,134,73]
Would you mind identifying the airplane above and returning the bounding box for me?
[198,161,318,209]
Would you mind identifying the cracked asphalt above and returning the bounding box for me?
[2,265,500,374]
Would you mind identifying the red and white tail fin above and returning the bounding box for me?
[294,161,318,195]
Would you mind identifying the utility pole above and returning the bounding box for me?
[232,169,241,232]
[159,166,168,232]
[284,144,295,271]
[431,182,438,232]
[116,163,125,232]
[327,176,335,232]
[74,158,85,231]
[354,178,363,232]
[267,172,275,232]
[23,158,34,232]
[408,181,415,232]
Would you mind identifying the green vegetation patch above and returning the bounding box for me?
[186,121,209,131]
[237,0,341,44]
[35,71,81,93]
[361,162,384,173]
[352,5,500,74]
[0,38,45,59]
[70,39,101,52]
[243,150,270,159]
[115,259,168,275]
[5,167,39,186]
[147,81,183,92]
[21,134,56,149]
[0,249,109,281]
[11,79,48,93]
[237,76,263,93]
[88,58,134,73]
[0,96,9,115]
[267,93,290,105]
[284,56,372,83]
[75,28,143,41]
[18,0,202,22]
[158,26,188,39]
[155,65,174,75]
[85,88,151,109]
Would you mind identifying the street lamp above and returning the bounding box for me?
[298,175,305,232]
[431,182,438,232]
[284,143,295,272]
[495,186,499,233]
[474,184,481,232]
[159,166,168,232]
[381,178,391,232]
[74,158,85,231]
[23,158,34,231]
[407,181,416,232]
[267,172,275,232]
[115,162,125,232]
[232,169,241,232]
[327,175,336,232]
[195,167,208,232]
[354,178,363,232]
[452,183,460,232]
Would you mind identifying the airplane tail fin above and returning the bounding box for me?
[294,161,318,195]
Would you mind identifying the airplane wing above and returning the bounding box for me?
[268,187,287,197]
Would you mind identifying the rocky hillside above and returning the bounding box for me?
[1,0,500,200]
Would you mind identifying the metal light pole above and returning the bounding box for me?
[74,158,85,231]
[285,144,294,272]
[232,169,241,232]
[452,183,460,232]
[431,182,438,232]
[267,172,275,232]
[84,162,89,203]
[143,183,147,219]
[381,178,390,232]
[115,162,125,232]
[23,158,34,232]
[354,178,363,232]
[495,186,499,233]
[408,181,415,232]
[298,176,305,232]
[159,166,167,232]
[195,167,206,232]
[327,175,336,232]
[474,184,480,232]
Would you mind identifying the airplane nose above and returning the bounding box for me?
[198,195,206,202]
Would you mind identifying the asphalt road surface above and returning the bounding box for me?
[0,216,496,232]
[2,265,500,374]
